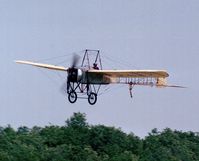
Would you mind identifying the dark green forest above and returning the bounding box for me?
[0,112,199,161]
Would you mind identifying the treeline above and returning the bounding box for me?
[0,112,199,161]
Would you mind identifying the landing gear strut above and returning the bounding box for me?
[65,49,102,105]
[67,81,78,103]
[67,81,99,105]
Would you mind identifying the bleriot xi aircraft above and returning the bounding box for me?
[15,49,184,105]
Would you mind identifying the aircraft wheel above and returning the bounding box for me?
[68,91,77,103]
[88,92,97,105]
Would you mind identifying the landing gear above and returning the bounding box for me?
[66,49,102,105]
[68,91,77,103]
[67,81,99,105]
[88,92,97,105]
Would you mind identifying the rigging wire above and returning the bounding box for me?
[37,68,61,87]
[36,50,84,64]
[32,50,84,96]
[98,84,126,96]
[36,53,72,62]
[100,58,116,69]
[102,54,141,70]
[101,55,127,69]
[31,50,141,97]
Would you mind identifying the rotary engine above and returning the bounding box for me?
[67,68,83,82]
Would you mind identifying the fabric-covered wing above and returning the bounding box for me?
[85,69,169,86]
[87,70,169,78]
[15,60,68,71]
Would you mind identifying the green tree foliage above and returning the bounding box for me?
[140,128,199,161]
[0,113,199,161]
[66,112,88,128]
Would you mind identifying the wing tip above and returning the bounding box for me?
[15,60,26,64]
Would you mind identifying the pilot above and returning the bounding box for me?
[93,63,99,70]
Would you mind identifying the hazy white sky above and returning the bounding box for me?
[1,0,199,137]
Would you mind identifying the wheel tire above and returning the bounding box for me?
[68,91,77,103]
[88,92,97,105]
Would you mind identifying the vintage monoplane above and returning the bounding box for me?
[15,49,183,105]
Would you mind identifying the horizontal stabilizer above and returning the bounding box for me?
[157,85,186,88]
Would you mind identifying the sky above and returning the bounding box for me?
[1,0,199,138]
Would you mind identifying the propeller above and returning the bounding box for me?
[71,54,80,68]
[60,54,80,95]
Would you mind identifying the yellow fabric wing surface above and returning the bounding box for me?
[87,70,169,78]
[15,60,68,71]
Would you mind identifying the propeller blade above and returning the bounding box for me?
[71,54,80,68]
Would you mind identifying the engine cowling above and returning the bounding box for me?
[67,68,83,82]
